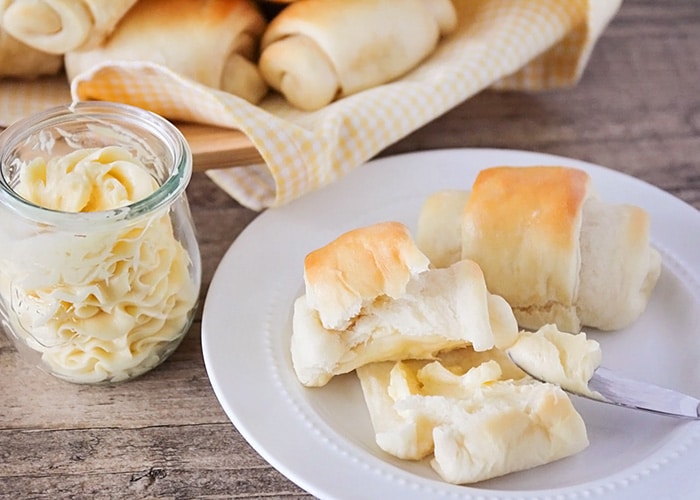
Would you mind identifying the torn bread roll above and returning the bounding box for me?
[417,166,662,333]
[0,0,63,78]
[2,0,138,54]
[291,222,518,387]
[356,347,589,484]
[64,0,268,104]
[259,0,457,110]
[303,221,431,331]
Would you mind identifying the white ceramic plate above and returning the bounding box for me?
[201,149,700,499]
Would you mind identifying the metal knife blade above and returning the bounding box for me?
[587,366,700,419]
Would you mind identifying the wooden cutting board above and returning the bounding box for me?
[177,123,262,172]
[0,122,263,174]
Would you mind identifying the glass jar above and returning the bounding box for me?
[0,102,201,384]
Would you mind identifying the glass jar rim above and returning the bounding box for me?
[0,101,192,229]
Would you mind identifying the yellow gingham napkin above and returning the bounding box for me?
[0,0,621,210]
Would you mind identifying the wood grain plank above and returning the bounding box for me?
[0,424,311,498]
[0,329,228,431]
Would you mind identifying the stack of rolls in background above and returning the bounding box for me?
[0,0,458,110]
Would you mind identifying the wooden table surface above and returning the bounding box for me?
[1,1,699,498]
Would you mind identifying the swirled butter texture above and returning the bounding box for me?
[0,146,198,383]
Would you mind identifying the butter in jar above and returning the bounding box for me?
[0,102,201,384]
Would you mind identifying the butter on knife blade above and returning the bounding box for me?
[506,326,700,419]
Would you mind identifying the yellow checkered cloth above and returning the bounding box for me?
[0,0,621,210]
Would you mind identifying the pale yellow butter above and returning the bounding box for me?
[16,147,158,212]
[507,325,602,397]
[0,146,198,383]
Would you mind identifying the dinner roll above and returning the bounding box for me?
[417,166,662,333]
[2,0,138,54]
[356,346,589,484]
[303,221,430,331]
[259,0,457,110]
[0,1,62,78]
[292,222,518,387]
[64,0,268,104]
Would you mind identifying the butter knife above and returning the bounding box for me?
[586,366,700,419]
[509,356,700,420]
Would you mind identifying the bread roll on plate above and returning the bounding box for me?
[356,344,589,484]
[64,0,268,104]
[259,0,457,110]
[417,166,662,333]
[303,221,431,331]
[2,0,138,54]
[291,222,518,387]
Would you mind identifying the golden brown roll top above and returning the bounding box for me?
[258,0,457,110]
[462,166,591,331]
[64,0,269,104]
[303,221,430,331]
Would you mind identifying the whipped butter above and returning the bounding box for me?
[0,146,198,383]
[506,325,602,397]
